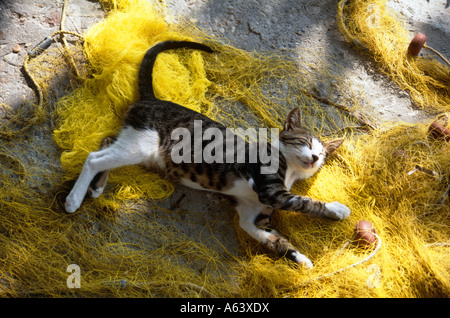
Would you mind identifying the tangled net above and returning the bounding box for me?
[338,0,449,113]
[0,0,448,297]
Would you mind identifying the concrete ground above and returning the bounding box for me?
[1,0,449,122]
[0,0,448,294]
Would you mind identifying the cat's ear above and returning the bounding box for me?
[284,107,302,131]
[323,138,344,157]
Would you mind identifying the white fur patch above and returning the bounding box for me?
[291,251,313,269]
[324,201,351,220]
[223,179,258,199]
[180,177,259,204]
[179,178,207,191]
[65,127,163,213]
[118,127,165,170]
[281,137,326,190]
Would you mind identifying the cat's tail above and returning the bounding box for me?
[138,40,214,100]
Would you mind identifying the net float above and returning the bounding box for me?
[428,121,450,142]
[407,33,426,57]
[353,220,377,248]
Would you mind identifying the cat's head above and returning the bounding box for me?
[279,107,344,176]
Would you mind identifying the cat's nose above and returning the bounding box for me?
[311,155,319,163]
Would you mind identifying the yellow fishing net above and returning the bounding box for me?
[0,0,448,297]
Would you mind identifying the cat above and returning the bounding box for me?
[64,41,350,269]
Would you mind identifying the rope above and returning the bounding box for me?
[0,0,84,139]
[423,44,450,68]
[59,0,83,78]
[298,233,382,287]
[299,234,449,288]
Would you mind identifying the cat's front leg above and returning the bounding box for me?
[256,185,350,221]
[283,196,350,220]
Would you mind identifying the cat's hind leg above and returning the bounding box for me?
[87,136,116,199]
[65,127,161,213]
[236,201,313,269]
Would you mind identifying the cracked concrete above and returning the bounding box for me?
[1,0,449,125]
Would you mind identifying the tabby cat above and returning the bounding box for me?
[65,41,350,268]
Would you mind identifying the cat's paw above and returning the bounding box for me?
[65,194,81,213]
[290,251,313,269]
[324,201,351,220]
[88,186,104,199]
